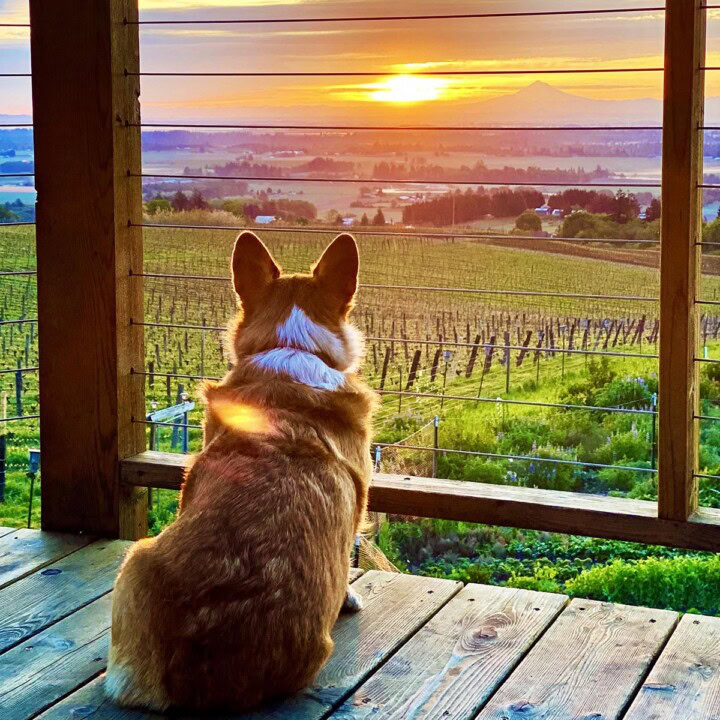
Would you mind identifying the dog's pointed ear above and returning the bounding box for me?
[312,234,359,308]
[231,231,281,309]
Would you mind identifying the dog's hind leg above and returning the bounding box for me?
[342,584,364,612]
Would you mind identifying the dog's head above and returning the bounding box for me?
[228,231,364,387]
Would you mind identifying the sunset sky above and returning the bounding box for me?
[3,0,720,122]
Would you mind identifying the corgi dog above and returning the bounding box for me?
[106,232,376,712]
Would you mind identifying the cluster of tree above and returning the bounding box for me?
[296,157,354,174]
[145,190,209,215]
[560,210,660,242]
[548,188,659,224]
[402,187,544,226]
[222,197,317,222]
[373,159,610,184]
[326,209,386,226]
[194,160,286,179]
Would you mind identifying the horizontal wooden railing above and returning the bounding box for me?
[121,451,720,552]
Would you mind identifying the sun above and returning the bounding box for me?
[369,75,449,103]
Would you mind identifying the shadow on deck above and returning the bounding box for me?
[0,526,718,719]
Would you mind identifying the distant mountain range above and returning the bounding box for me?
[458,82,663,126]
[0,115,32,125]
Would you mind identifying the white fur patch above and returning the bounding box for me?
[104,663,133,703]
[251,348,345,390]
[341,322,365,372]
[343,585,364,613]
[276,306,345,361]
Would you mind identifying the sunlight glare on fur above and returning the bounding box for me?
[211,399,273,434]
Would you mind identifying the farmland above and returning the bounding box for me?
[2,217,720,583]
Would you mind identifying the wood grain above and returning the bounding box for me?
[348,567,365,583]
[335,584,567,719]
[624,613,720,720]
[255,571,462,719]
[0,594,111,720]
[33,677,151,720]
[0,528,94,590]
[0,527,18,539]
[476,598,678,720]
[32,571,460,720]
[658,0,706,521]
[29,0,146,537]
[122,453,720,552]
[0,540,128,654]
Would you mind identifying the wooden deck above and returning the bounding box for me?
[1,528,720,719]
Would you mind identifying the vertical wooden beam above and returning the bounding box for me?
[30,0,147,538]
[659,0,706,521]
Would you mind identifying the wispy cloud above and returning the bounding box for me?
[143,27,389,38]
[138,0,334,8]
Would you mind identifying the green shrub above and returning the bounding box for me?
[566,555,720,615]
[515,210,542,233]
[435,413,498,454]
[458,457,508,485]
[596,465,646,492]
[517,447,579,492]
[497,418,551,454]
[507,564,561,593]
[549,411,608,457]
[595,375,655,409]
[590,430,648,466]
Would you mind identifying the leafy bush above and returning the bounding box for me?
[516,447,579,492]
[549,411,608,457]
[497,418,551,454]
[596,464,648,492]
[456,457,508,485]
[514,210,542,233]
[594,375,655,409]
[590,430,649,466]
[507,564,561,593]
[435,414,498,454]
[566,556,720,615]
[560,358,617,408]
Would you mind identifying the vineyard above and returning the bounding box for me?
[2,216,720,530]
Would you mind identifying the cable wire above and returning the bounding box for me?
[129,7,666,24]
[133,224,660,244]
[136,173,661,188]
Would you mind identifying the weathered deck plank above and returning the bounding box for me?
[0,539,128,654]
[0,527,19,539]
[33,572,461,720]
[0,594,111,719]
[624,613,720,719]
[348,567,365,583]
[0,527,94,590]
[270,571,461,719]
[476,598,678,720]
[334,585,568,719]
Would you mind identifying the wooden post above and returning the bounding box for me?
[659,0,706,521]
[30,0,147,538]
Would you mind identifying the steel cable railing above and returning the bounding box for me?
[134,173,662,188]
[134,225,661,245]
[128,7,667,25]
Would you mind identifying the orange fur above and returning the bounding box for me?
[107,232,376,712]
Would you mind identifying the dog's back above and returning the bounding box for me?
[107,233,375,712]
